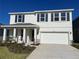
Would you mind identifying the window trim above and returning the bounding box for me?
[51,12,70,22]
[39,13,45,22]
[37,13,48,22]
[15,14,24,23]
[54,12,59,21]
[61,12,66,21]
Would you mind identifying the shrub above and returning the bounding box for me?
[7,43,36,54]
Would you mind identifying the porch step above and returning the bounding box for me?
[30,43,40,47]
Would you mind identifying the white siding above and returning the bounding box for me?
[25,14,36,24]
[10,15,15,24]
[10,12,72,28]
[36,22,72,28]
[36,12,72,28]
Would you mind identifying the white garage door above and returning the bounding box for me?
[41,32,69,44]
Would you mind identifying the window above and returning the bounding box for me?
[40,13,45,21]
[15,15,24,23]
[18,15,22,22]
[61,12,66,21]
[51,12,70,22]
[67,12,70,21]
[51,13,59,22]
[54,13,59,21]
[37,13,48,22]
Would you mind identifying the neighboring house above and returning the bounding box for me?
[1,9,74,45]
[73,17,79,43]
[0,23,3,42]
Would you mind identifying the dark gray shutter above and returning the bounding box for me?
[22,15,24,22]
[46,13,48,22]
[15,15,17,22]
[67,13,70,21]
[51,13,53,21]
[37,14,39,22]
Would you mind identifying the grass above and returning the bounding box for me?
[0,43,36,59]
[0,47,26,59]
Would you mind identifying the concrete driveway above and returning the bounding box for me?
[27,44,79,59]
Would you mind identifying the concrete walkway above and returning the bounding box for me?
[27,44,79,59]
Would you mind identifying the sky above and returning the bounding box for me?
[0,0,79,24]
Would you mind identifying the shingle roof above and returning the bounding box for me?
[8,9,74,14]
[1,23,39,28]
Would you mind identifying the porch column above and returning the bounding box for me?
[3,28,7,43]
[34,28,37,44]
[23,28,26,43]
[13,28,16,41]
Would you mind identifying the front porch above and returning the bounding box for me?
[1,23,39,46]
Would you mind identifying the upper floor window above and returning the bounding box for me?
[37,13,48,22]
[54,13,59,21]
[61,12,66,21]
[15,14,24,23]
[51,12,70,22]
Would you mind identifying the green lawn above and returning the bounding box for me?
[0,43,36,59]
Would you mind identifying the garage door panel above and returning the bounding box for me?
[41,32,68,44]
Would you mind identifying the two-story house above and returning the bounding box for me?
[1,9,74,45]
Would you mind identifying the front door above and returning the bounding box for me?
[17,29,23,43]
[32,29,34,41]
[21,29,23,41]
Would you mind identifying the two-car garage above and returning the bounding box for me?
[40,32,69,44]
